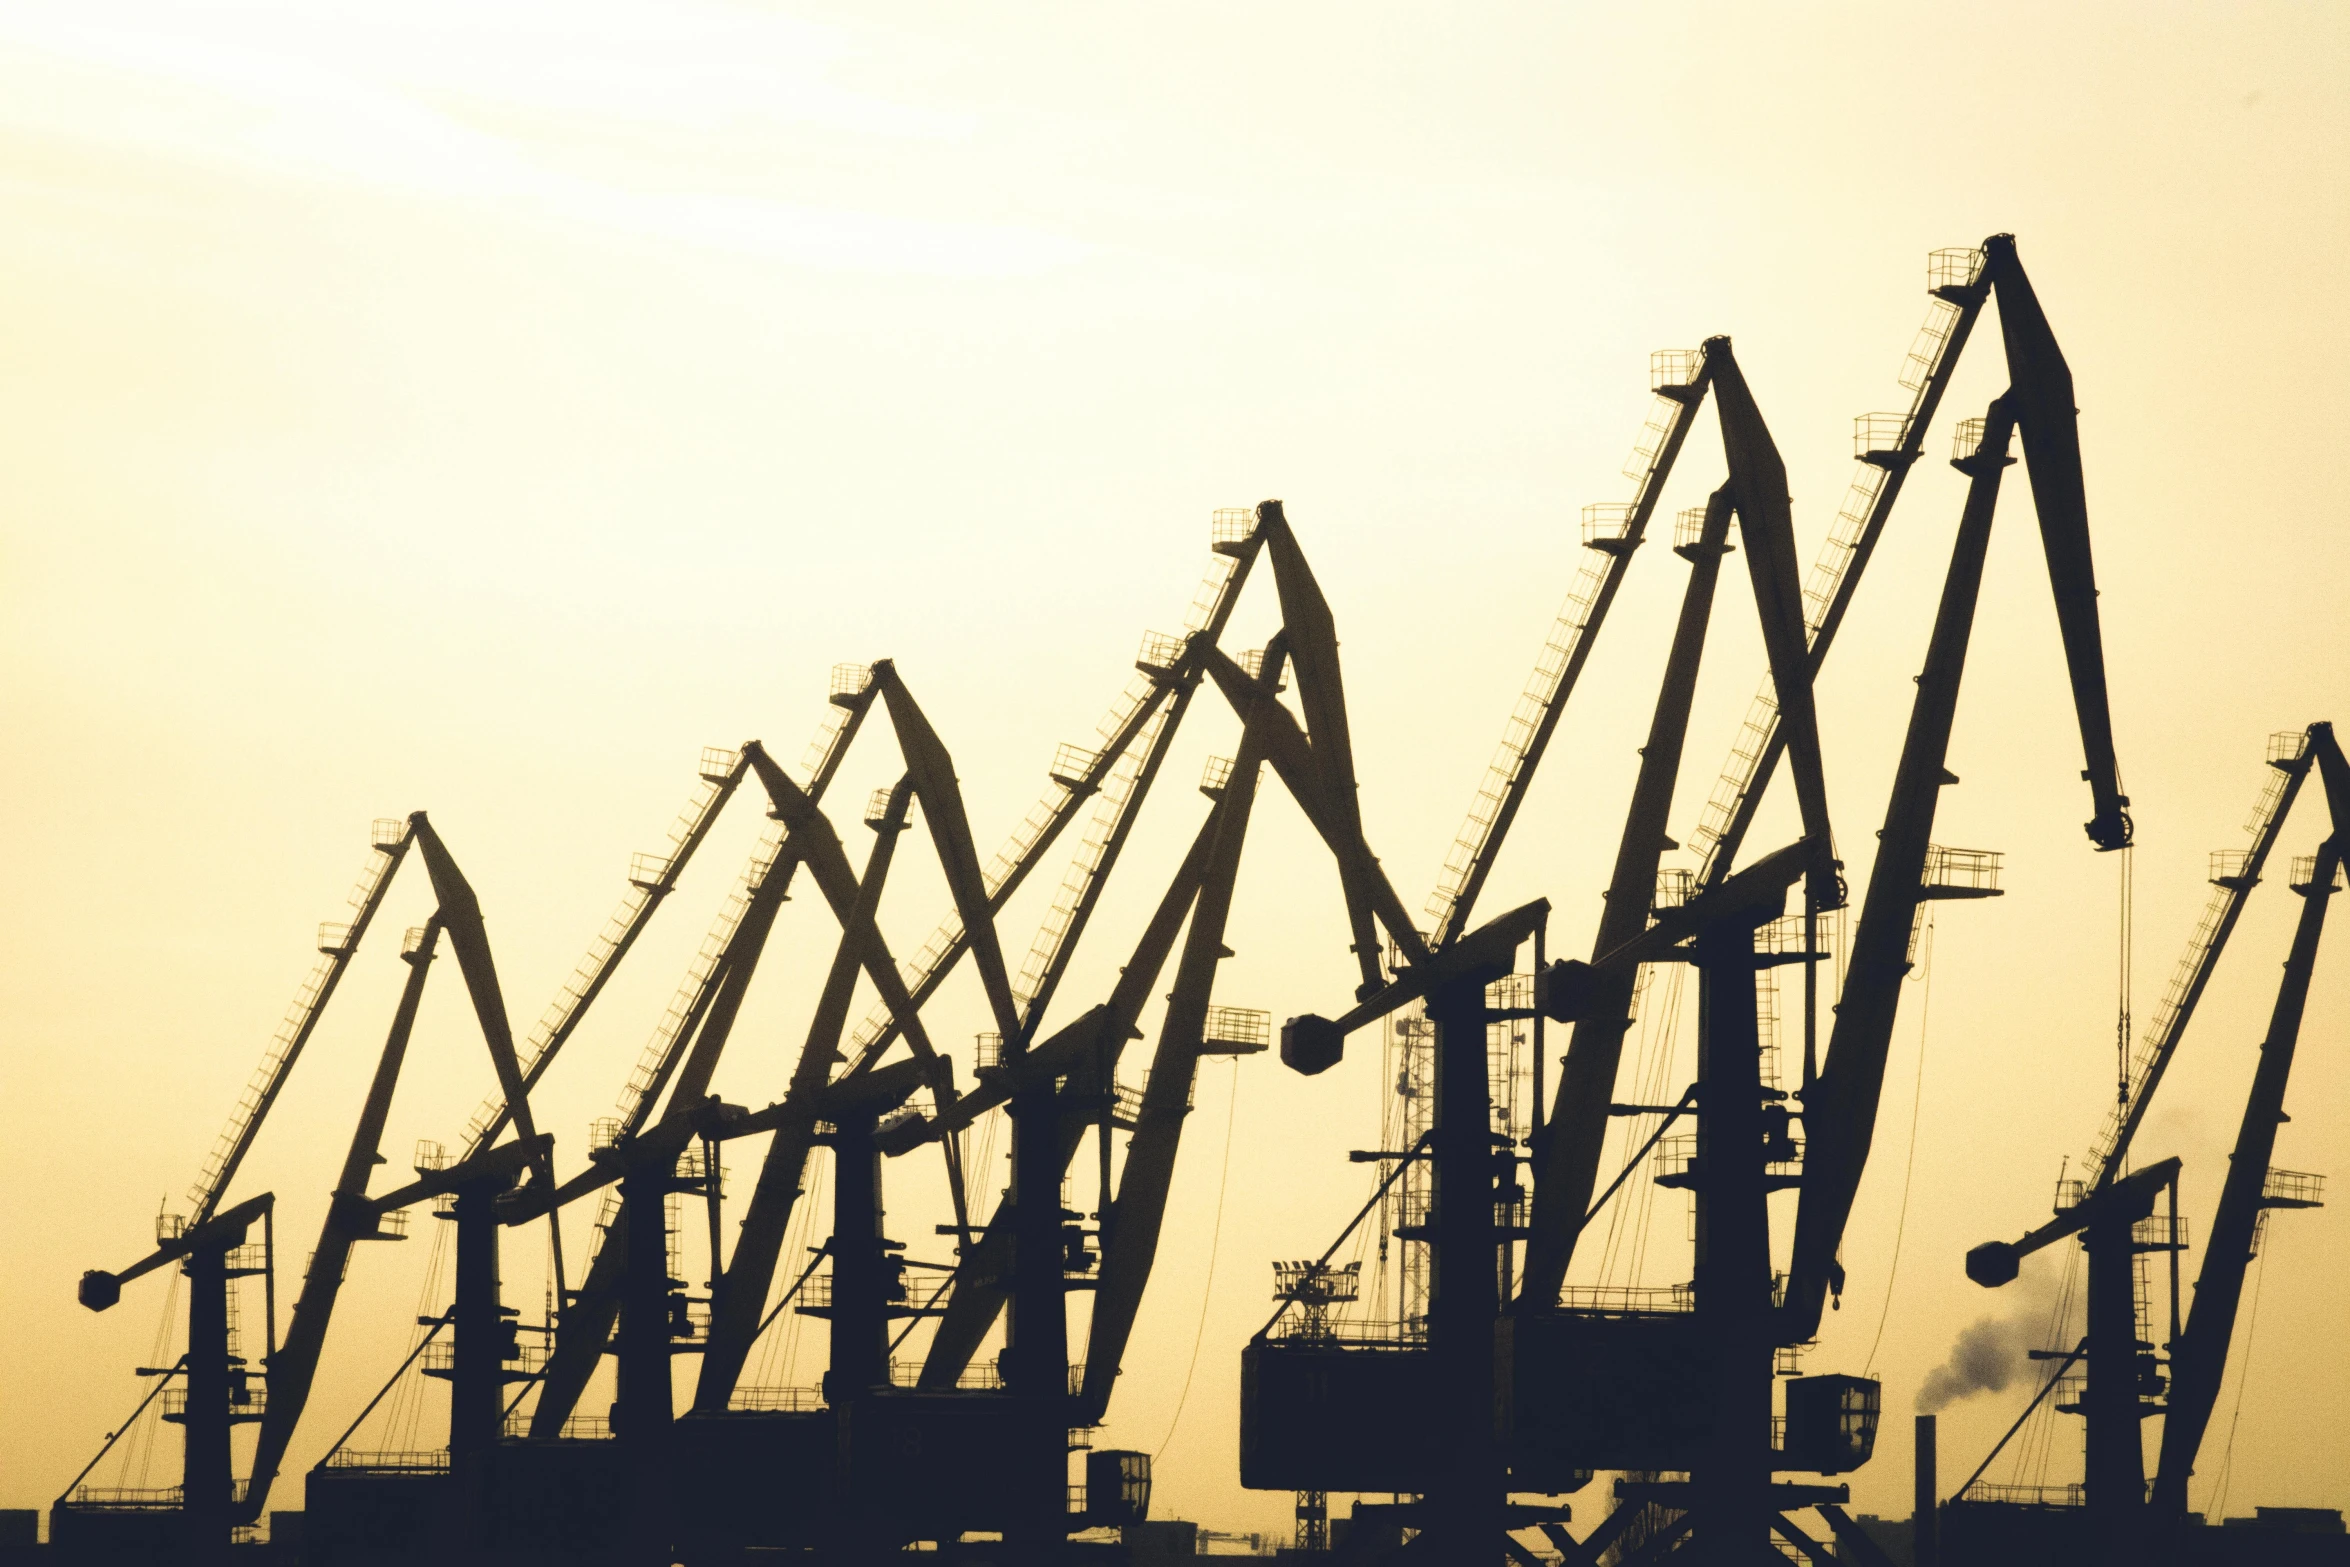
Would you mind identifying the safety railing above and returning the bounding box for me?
[829,662,872,704]
[1199,754,1235,798]
[1654,868,1695,913]
[1952,417,1988,461]
[1580,503,1637,551]
[1203,1006,1271,1053]
[510,1412,610,1442]
[1211,506,1259,552]
[1623,392,1684,482]
[1852,413,1909,463]
[162,1386,268,1421]
[1673,505,1711,551]
[2291,854,2345,891]
[1959,1482,2084,1508]
[1556,1284,1695,1315]
[2209,850,2254,885]
[975,1033,1006,1074]
[1485,972,1535,1012]
[1050,743,1098,791]
[2263,1168,2326,1208]
[1135,631,1187,675]
[65,1486,189,1508]
[1927,247,1987,293]
[1650,348,1704,391]
[731,1385,826,1412]
[1924,844,2002,893]
[320,1450,448,1472]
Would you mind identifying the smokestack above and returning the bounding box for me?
[1915,1414,1939,1567]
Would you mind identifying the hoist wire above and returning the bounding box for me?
[1864,910,1934,1378]
[2116,844,2136,1123]
[119,1267,183,1490]
[1154,1057,1240,1460]
[2206,1237,2272,1521]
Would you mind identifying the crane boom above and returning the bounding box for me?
[876,664,1026,1043]
[236,920,443,1521]
[1692,246,1990,886]
[1077,644,1281,1420]
[1779,405,2016,1337]
[189,819,413,1221]
[407,815,543,1177]
[1963,1157,2181,1288]
[2089,730,2315,1186]
[2153,726,2346,1514]
[1981,235,2130,850]
[1426,352,1711,947]
[1515,487,1734,1305]
[1259,501,1388,998]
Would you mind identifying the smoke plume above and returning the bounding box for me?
[1915,1265,2065,1414]
[1915,1314,2034,1412]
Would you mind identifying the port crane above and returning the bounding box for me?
[1958,723,2343,1563]
[59,813,557,1553]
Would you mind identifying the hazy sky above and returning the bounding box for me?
[3,0,2346,1541]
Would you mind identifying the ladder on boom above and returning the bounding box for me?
[1424,349,1711,949]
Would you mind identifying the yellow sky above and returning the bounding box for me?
[2,0,2346,1539]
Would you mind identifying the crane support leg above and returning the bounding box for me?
[1426,967,1509,1556]
[617,1163,675,1563]
[183,1238,238,1551]
[447,1174,513,1551]
[824,1111,890,1400]
[1691,906,1780,1562]
[2082,1206,2148,1560]
[1006,1080,1070,1563]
